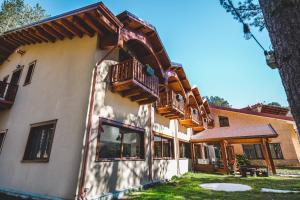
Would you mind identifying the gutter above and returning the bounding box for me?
[77,45,118,200]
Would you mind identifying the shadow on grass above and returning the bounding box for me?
[129,172,300,200]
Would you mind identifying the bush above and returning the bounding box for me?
[236,154,250,167]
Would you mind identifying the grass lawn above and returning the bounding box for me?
[129,172,300,200]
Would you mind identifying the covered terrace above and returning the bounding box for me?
[190,124,279,175]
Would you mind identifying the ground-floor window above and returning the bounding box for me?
[0,130,7,154]
[96,118,144,161]
[269,143,283,159]
[242,144,264,159]
[23,120,57,162]
[179,141,191,158]
[154,135,174,159]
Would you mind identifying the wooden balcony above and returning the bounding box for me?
[180,107,201,128]
[111,58,159,104]
[156,90,185,119]
[0,81,18,110]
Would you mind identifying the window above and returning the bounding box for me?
[219,116,230,127]
[23,120,57,162]
[179,142,191,158]
[96,118,144,161]
[194,144,203,159]
[24,61,36,86]
[243,144,264,159]
[0,130,7,154]
[154,135,174,159]
[269,143,283,159]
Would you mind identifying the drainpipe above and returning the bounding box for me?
[78,46,118,200]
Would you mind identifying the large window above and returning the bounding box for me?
[179,141,191,159]
[219,116,230,127]
[243,144,264,159]
[194,144,203,159]
[154,135,174,159]
[269,143,283,159]
[0,130,7,154]
[96,119,144,161]
[23,120,57,162]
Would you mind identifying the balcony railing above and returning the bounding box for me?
[156,90,185,118]
[0,81,18,109]
[180,107,201,127]
[111,58,159,104]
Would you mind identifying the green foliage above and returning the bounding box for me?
[204,96,231,107]
[236,154,250,167]
[219,0,265,31]
[267,102,282,107]
[0,0,49,34]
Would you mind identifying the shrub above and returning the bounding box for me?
[236,154,250,167]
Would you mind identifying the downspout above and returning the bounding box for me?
[78,45,118,200]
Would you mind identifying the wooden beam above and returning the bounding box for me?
[60,18,83,38]
[10,33,29,45]
[23,30,43,43]
[73,16,95,37]
[138,97,157,105]
[95,9,118,33]
[220,141,229,174]
[1,36,19,47]
[28,28,49,43]
[35,26,56,43]
[121,87,141,97]
[17,31,36,44]
[42,24,64,40]
[131,93,149,101]
[0,45,12,54]
[50,21,74,39]
[83,13,104,35]
[261,138,276,175]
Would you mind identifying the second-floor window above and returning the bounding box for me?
[179,141,191,158]
[219,116,230,127]
[243,144,264,159]
[154,135,174,159]
[24,61,36,86]
[23,120,57,162]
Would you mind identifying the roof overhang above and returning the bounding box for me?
[0,2,122,64]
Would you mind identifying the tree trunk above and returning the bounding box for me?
[259,0,300,134]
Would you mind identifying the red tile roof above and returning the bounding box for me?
[211,105,294,121]
[191,124,278,142]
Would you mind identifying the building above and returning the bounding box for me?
[0,3,213,200]
[191,104,300,174]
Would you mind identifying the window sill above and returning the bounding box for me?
[154,158,174,160]
[21,159,49,163]
[95,158,145,162]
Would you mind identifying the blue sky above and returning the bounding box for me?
[20,0,288,108]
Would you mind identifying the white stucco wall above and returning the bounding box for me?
[0,36,97,199]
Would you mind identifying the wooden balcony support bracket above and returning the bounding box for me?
[261,138,276,175]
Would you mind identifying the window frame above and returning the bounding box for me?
[154,134,174,160]
[95,118,146,162]
[0,129,8,154]
[23,60,36,86]
[242,144,264,160]
[22,119,57,163]
[179,141,191,159]
[219,116,230,127]
[269,143,284,159]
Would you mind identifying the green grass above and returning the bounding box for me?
[129,172,300,200]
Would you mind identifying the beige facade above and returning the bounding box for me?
[211,108,300,167]
[0,36,98,199]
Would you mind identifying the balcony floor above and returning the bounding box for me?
[179,118,200,128]
[112,79,158,105]
[157,106,184,119]
[0,98,14,110]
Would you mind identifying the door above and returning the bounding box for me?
[5,68,22,101]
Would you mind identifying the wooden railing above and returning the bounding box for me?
[157,90,184,113]
[0,81,18,102]
[185,107,200,124]
[111,58,159,96]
